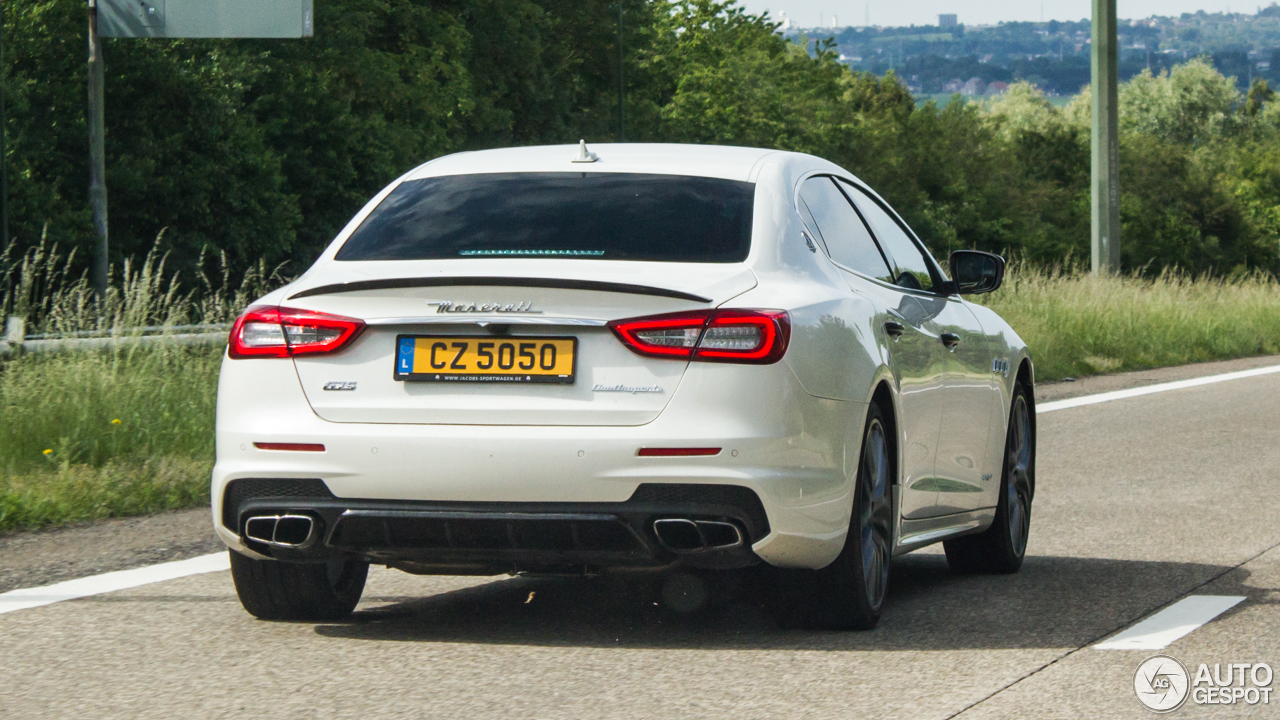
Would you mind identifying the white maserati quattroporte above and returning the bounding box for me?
[214,143,1035,630]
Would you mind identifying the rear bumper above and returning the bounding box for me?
[219,479,769,573]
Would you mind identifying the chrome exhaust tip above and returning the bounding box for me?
[653,518,744,553]
[244,514,316,548]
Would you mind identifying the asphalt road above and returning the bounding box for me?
[3,357,1280,719]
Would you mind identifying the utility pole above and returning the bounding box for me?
[616,3,624,142]
[1091,0,1120,274]
[88,0,109,296]
[1,0,8,250]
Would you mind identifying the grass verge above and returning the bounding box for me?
[0,344,221,532]
[0,457,211,532]
[980,267,1280,381]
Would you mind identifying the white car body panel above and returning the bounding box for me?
[212,143,1032,572]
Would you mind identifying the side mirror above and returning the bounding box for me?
[948,250,1006,295]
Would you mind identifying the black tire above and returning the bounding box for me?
[229,550,369,621]
[806,402,894,630]
[944,380,1034,574]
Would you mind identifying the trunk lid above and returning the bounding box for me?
[286,261,756,426]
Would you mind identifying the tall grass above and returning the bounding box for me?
[981,266,1280,381]
[0,238,285,531]
[0,345,223,469]
[1,232,283,335]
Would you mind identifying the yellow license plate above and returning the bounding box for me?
[395,335,577,383]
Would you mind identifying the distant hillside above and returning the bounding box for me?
[787,6,1280,96]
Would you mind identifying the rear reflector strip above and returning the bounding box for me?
[253,443,326,452]
[637,447,722,457]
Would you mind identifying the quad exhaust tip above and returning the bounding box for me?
[244,514,316,548]
[652,518,744,553]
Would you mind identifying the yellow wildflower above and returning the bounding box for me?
[111,419,122,425]
[42,449,52,455]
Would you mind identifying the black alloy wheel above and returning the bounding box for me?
[806,402,894,630]
[1005,391,1033,558]
[944,381,1035,574]
[858,415,893,609]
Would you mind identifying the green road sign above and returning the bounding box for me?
[98,0,313,39]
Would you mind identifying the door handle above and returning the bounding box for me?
[884,321,905,339]
[940,332,961,350]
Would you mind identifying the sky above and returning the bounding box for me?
[732,1,1271,28]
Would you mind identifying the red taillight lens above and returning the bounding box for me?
[608,309,790,364]
[696,309,790,363]
[228,306,365,359]
[607,311,710,359]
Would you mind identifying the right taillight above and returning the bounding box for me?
[608,309,790,364]
[228,306,365,359]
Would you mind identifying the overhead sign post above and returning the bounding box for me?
[1,0,9,251]
[88,1,108,294]
[1091,0,1120,274]
[85,0,313,296]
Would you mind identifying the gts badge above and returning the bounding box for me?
[323,381,358,391]
[992,359,1010,376]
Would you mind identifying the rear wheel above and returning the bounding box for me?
[944,381,1034,574]
[229,550,369,621]
[806,402,893,630]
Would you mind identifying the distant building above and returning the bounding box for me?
[985,81,1009,95]
[962,77,987,95]
[939,14,958,27]
[942,78,964,93]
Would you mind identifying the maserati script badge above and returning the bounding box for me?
[429,301,541,314]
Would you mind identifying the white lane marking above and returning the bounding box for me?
[0,552,229,615]
[1094,595,1246,650]
[1039,364,1280,414]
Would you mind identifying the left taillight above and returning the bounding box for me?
[608,309,790,364]
[228,306,365,359]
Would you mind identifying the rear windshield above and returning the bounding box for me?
[335,172,754,263]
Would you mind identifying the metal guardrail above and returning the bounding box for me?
[23,323,231,340]
[0,316,229,357]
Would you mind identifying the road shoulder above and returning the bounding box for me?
[1036,354,1280,403]
[0,508,220,594]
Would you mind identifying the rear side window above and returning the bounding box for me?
[841,181,939,292]
[336,173,755,263]
[797,176,893,283]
